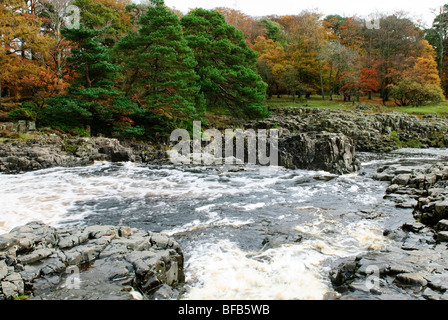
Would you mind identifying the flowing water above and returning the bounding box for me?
[1,148,448,299]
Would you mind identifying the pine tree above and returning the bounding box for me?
[181,8,268,119]
[116,0,204,120]
[44,26,141,137]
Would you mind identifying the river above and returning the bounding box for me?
[1,148,448,299]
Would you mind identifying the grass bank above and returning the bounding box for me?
[264,94,448,117]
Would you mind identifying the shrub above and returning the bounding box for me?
[7,102,38,121]
[390,78,445,107]
[245,104,271,119]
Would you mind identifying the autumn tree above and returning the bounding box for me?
[214,7,266,46]
[277,12,328,99]
[0,0,51,104]
[425,5,448,95]
[390,40,444,106]
[253,35,287,98]
[319,40,358,100]
[364,14,423,104]
[360,67,379,99]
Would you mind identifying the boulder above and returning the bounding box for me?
[391,174,411,186]
[0,221,185,300]
[435,220,448,232]
[278,132,360,174]
[437,231,448,242]
[394,273,427,287]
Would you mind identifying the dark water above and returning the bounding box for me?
[1,148,447,299]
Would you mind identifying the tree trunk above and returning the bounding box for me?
[85,66,92,88]
[318,60,324,100]
[329,65,333,101]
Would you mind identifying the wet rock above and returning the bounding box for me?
[330,259,358,288]
[436,231,448,242]
[401,222,426,233]
[0,260,7,280]
[435,220,448,232]
[150,284,180,300]
[392,174,411,186]
[426,274,448,292]
[1,281,19,299]
[0,221,185,300]
[387,264,415,275]
[278,132,360,174]
[18,249,54,265]
[0,135,167,174]
[422,287,442,300]
[395,273,428,287]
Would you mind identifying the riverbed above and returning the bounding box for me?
[1,148,447,299]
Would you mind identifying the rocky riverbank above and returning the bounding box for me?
[0,221,184,300]
[329,161,448,300]
[0,135,168,174]
[3,106,445,175]
[245,106,448,152]
[0,130,360,175]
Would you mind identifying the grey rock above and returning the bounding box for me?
[1,281,18,299]
[426,274,448,291]
[437,231,448,242]
[84,225,119,239]
[20,265,43,283]
[0,260,7,280]
[387,264,415,275]
[150,284,179,300]
[422,287,442,300]
[40,258,66,275]
[0,135,167,174]
[278,132,360,174]
[0,221,184,300]
[18,248,53,265]
[435,219,448,232]
[330,259,358,287]
[391,174,411,186]
[401,222,426,233]
[395,273,428,287]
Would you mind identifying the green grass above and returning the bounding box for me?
[265,94,448,117]
[391,101,448,116]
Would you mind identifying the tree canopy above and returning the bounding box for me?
[0,0,446,140]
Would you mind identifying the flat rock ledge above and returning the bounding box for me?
[0,135,167,174]
[0,221,185,300]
